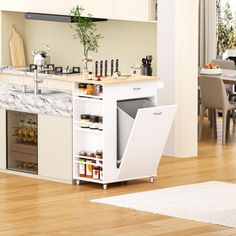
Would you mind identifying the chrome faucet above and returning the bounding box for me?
[33,68,50,94]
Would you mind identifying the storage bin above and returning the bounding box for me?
[117,98,155,166]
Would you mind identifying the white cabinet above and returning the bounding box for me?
[73,79,176,189]
[112,0,157,22]
[44,0,113,19]
[0,0,155,22]
[38,114,72,183]
[0,0,44,13]
[0,109,6,170]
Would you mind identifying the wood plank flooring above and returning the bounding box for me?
[1,117,236,235]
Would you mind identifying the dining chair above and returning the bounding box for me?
[211,59,236,122]
[199,76,236,145]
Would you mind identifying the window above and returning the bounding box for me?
[216,0,236,56]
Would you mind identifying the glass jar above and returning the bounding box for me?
[87,84,95,95]
[78,83,87,95]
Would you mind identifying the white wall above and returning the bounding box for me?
[157,0,198,157]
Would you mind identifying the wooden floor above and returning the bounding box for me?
[1,118,236,235]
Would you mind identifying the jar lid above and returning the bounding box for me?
[87,151,95,157]
[81,114,90,119]
[90,115,99,123]
[79,83,87,88]
[79,151,87,156]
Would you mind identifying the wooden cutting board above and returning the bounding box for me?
[9,25,26,67]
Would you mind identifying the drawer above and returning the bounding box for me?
[46,79,72,91]
[11,143,37,155]
[11,151,37,163]
[111,80,164,100]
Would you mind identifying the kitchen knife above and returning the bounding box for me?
[95,61,98,76]
[100,60,103,76]
[105,60,108,77]
[111,59,114,76]
[116,59,119,72]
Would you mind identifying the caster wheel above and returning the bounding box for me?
[150,177,154,183]
[76,180,80,185]
[103,184,108,190]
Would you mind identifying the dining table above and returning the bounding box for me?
[199,69,236,84]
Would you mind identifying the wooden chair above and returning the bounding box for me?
[199,76,236,145]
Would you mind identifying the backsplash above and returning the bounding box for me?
[24,19,157,75]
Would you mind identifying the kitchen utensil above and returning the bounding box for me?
[116,59,119,72]
[111,59,114,76]
[105,60,108,77]
[9,25,26,67]
[32,44,50,66]
[100,61,103,76]
[142,58,147,65]
[95,61,98,76]
[146,55,153,65]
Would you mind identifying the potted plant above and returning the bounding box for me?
[70,5,103,71]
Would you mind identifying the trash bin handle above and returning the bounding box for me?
[153,112,162,116]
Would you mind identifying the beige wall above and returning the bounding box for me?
[0,11,157,75]
[24,20,157,75]
[1,11,25,65]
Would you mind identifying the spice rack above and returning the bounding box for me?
[73,82,105,187]
[73,79,176,189]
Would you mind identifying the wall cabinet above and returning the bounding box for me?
[0,0,156,22]
[38,114,72,182]
[112,0,156,22]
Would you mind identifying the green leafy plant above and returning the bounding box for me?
[70,5,103,69]
[216,0,236,55]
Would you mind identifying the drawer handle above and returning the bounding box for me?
[153,112,162,116]
[133,87,141,91]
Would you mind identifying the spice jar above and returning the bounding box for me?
[89,115,99,129]
[78,83,87,95]
[93,166,100,180]
[87,84,95,95]
[80,114,90,122]
[86,160,93,178]
[87,151,95,158]
[79,151,87,157]
[99,86,103,96]
[79,159,86,177]
[98,116,103,131]
[96,150,103,165]
[100,167,103,180]
[96,150,103,159]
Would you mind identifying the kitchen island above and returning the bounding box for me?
[0,66,176,188]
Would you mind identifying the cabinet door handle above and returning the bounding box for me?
[133,87,141,91]
[153,112,162,116]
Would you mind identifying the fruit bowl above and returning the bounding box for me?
[200,68,222,75]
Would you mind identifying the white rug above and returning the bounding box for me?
[91,181,236,228]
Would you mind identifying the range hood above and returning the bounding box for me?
[25,12,107,23]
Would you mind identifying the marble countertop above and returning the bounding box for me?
[0,83,72,118]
